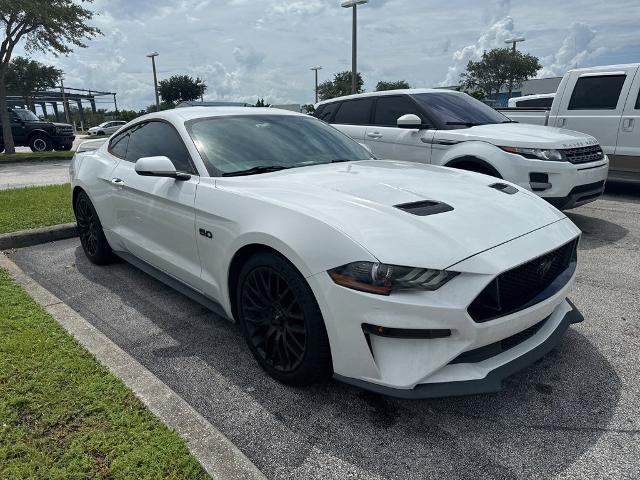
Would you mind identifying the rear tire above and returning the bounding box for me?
[29,134,52,152]
[236,252,332,386]
[74,191,113,265]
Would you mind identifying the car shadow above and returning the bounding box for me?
[566,212,628,251]
[68,245,621,479]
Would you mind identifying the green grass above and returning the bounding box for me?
[0,151,75,162]
[0,269,209,479]
[0,184,75,234]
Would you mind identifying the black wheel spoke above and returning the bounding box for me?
[240,266,308,373]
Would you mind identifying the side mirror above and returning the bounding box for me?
[397,114,422,129]
[135,156,191,180]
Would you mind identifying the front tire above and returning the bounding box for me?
[74,191,113,265]
[237,252,332,386]
[29,134,52,152]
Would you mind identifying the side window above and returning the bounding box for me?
[108,130,130,159]
[374,96,426,127]
[318,102,339,122]
[125,121,194,173]
[635,90,640,110]
[568,75,626,110]
[333,99,374,125]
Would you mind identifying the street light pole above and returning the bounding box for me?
[341,0,368,94]
[504,37,525,100]
[310,66,322,103]
[146,52,160,111]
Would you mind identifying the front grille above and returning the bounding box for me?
[450,318,547,364]
[468,239,578,323]
[562,145,604,164]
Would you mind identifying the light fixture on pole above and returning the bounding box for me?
[504,37,525,99]
[146,52,160,111]
[310,66,322,103]
[341,0,368,94]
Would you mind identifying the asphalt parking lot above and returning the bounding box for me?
[9,182,640,479]
[0,160,71,190]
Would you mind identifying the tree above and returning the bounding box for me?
[0,0,100,153]
[460,48,541,101]
[317,71,364,101]
[157,75,205,106]
[301,104,315,114]
[255,98,271,107]
[376,80,410,91]
[5,56,61,109]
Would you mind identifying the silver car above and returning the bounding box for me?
[87,121,126,136]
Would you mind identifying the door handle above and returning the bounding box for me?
[111,178,125,186]
[622,118,635,132]
[367,132,383,139]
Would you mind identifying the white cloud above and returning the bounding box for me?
[11,0,640,110]
[538,23,607,77]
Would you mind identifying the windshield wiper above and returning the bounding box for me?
[501,120,519,123]
[222,165,290,177]
[445,121,482,127]
[329,159,355,163]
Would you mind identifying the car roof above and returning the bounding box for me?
[315,88,460,106]
[133,106,308,124]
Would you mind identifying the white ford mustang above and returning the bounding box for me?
[70,107,583,398]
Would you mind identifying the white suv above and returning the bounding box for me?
[315,89,609,210]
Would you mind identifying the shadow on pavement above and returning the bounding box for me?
[566,212,628,251]
[57,245,622,479]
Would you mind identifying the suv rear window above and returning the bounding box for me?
[333,99,373,125]
[568,75,626,110]
[316,102,339,122]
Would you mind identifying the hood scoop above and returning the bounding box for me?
[489,183,518,195]
[395,200,454,217]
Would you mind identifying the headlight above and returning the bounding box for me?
[501,146,565,161]
[328,261,458,295]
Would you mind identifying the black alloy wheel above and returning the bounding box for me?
[237,253,332,385]
[74,191,112,265]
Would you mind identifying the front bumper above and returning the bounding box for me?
[52,135,75,147]
[335,299,583,399]
[308,217,582,396]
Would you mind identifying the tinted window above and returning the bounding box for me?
[188,115,372,176]
[317,102,340,122]
[125,121,193,172]
[333,99,373,125]
[516,97,554,108]
[413,92,508,127]
[568,75,626,110]
[108,131,129,158]
[635,90,640,110]
[374,96,426,127]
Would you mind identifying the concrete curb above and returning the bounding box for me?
[0,253,265,480]
[0,223,78,250]
[0,156,74,165]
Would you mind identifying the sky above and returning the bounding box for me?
[15,0,640,111]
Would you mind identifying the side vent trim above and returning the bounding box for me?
[489,183,518,195]
[395,200,454,216]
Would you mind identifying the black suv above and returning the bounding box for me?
[0,108,75,152]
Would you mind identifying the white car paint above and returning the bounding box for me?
[70,107,584,397]
[317,89,609,210]
[501,64,640,180]
[507,93,555,108]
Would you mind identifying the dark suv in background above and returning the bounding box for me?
[0,108,75,152]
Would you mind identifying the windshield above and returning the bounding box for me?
[412,92,509,128]
[13,109,40,122]
[187,115,373,176]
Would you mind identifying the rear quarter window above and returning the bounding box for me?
[568,75,626,110]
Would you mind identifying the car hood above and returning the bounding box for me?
[439,123,599,149]
[217,160,567,269]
